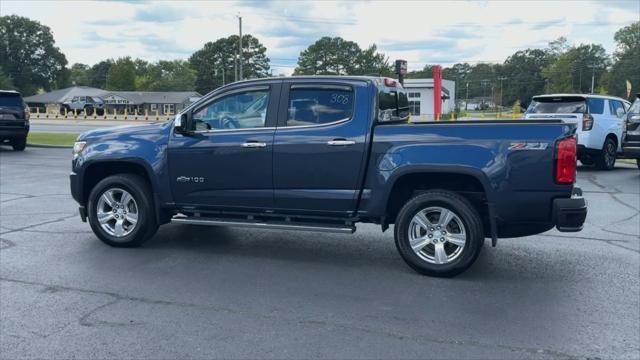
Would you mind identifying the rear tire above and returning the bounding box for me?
[11,137,26,151]
[87,174,158,247]
[636,159,640,170]
[394,190,484,277]
[595,137,617,170]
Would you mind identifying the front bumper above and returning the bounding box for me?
[553,187,587,232]
[70,171,87,222]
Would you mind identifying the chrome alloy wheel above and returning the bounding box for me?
[96,188,139,238]
[408,207,467,264]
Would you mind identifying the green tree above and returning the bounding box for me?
[294,37,361,75]
[70,63,91,86]
[0,15,68,95]
[607,21,640,98]
[88,59,113,89]
[190,34,270,94]
[106,57,136,91]
[353,44,393,76]
[294,37,392,76]
[137,60,196,91]
[501,49,551,106]
[0,66,15,89]
[543,44,609,94]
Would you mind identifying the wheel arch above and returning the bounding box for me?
[81,159,156,206]
[381,166,497,241]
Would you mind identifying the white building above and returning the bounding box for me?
[403,78,456,121]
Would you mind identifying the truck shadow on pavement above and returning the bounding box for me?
[128,223,572,282]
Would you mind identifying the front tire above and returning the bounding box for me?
[87,174,158,247]
[595,137,617,170]
[12,137,26,151]
[394,190,484,277]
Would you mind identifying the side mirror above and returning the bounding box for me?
[174,112,192,134]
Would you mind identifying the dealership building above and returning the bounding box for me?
[403,78,456,121]
[24,86,201,115]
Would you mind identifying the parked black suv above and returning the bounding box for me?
[622,93,640,169]
[0,90,30,151]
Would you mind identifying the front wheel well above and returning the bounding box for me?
[605,133,618,148]
[385,172,490,231]
[82,161,151,205]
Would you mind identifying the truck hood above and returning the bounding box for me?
[78,121,171,141]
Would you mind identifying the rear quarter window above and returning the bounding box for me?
[586,98,605,115]
[378,87,409,121]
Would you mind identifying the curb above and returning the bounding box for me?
[27,143,73,149]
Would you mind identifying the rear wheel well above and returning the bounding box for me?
[385,173,489,230]
[82,161,151,205]
[605,133,618,148]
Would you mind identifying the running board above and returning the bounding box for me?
[171,216,356,234]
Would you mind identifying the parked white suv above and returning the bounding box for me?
[525,94,630,170]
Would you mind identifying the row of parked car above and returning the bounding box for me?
[525,93,640,170]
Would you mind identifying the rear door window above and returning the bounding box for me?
[608,99,625,118]
[586,98,605,115]
[0,93,22,107]
[285,85,353,127]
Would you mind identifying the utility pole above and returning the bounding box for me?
[234,51,238,82]
[589,64,597,94]
[498,76,507,109]
[238,15,243,81]
[465,82,469,111]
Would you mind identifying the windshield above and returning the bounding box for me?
[0,93,23,107]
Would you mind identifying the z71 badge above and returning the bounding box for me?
[509,142,549,151]
[176,176,205,183]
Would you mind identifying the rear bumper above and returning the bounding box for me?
[0,126,29,139]
[553,187,587,232]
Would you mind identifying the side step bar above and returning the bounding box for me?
[171,216,356,234]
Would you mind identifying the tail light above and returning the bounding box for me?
[556,136,577,184]
[24,107,30,121]
[582,113,593,131]
[383,78,397,87]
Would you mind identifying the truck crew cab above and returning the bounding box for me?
[70,76,587,277]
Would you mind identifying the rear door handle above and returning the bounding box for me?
[241,141,267,148]
[327,139,356,146]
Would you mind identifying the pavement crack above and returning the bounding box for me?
[609,193,640,212]
[539,234,639,253]
[0,213,78,236]
[0,276,585,359]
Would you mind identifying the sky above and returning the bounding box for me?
[1,0,639,75]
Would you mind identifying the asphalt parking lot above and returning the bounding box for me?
[1,147,638,359]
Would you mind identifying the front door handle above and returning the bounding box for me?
[241,141,267,148]
[327,139,356,146]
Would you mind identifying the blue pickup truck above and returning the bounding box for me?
[70,76,587,277]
